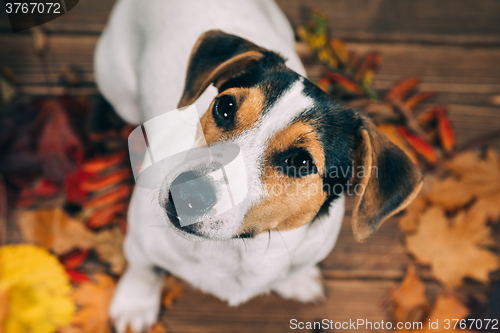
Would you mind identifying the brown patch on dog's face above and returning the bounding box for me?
[239,121,327,235]
[200,87,265,144]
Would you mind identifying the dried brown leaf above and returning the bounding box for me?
[17,208,95,255]
[94,228,126,275]
[406,206,499,287]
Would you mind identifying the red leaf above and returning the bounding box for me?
[60,249,89,270]
[66,269,90,283]
[65,168,91,205]
[16,179,61,206]
[326,72,363,95]
[438,113,455,152]
[418,106,448,126]
[81,168,131,192]
[86,202,126,229]
[81,152,127,174]
[397,126,437,164]
[84,185,133,209]
[386,78,420,101]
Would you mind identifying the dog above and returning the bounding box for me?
[95,0,423,332]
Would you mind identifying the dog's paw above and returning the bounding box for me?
[272,266,326,303]
[109,270,164,333]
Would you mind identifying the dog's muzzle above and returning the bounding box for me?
[127,106,249,232]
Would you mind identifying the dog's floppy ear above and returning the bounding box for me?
[178,30,270,108]
[351,116,423,242]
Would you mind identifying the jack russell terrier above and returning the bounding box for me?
[95,0,423,332]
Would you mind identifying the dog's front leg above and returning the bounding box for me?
[110,235,164,333]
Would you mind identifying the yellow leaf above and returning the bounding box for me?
[0,245,75,333]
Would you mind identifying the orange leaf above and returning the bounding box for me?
[418,106,447,127]
[326,72,363,95]
[81,168,131,192]
[397,127,437,164]
[437,113,455,152]
[60,249,89,270]
[0,287,8,333]
[84,185,133,209]
[61,274,115,333]
[81,152,127,173]
[329,38,349,66]
[404,91,435,111]
[386,78,420,101]
[316,78,331,93]
[86,202,126,229]
[391,266,428,327]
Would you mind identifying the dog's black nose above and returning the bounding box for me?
[169,171,217,219]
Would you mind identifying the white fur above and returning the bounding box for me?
[96,1,345,332]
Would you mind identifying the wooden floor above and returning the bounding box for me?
[1,1,500,332]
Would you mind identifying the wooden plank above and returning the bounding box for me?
[2,0,500,46]
[276,0,500,46]
[321,213,411,280]
[162,279,397,333]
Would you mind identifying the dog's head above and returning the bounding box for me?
[160,30,422,242]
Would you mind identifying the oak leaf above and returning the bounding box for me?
[406,206,499,288]
[17,207,95,255]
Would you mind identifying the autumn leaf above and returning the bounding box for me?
[162,276,184,309]
[391,266,429,330]
[406,206,499,288]
[86,202,126,229]
[437,113,455,152]
[0,286,8,333]
[60,249,89,270]
[94,227,127,275]
[386,78,420,101]
[404,91,435,111]
[84,184,133,209]
[378,124,419,166]
[17,207,95,255]
[419,294,469,333]
[0,245,75,333]
[397,127,437,164]
[60,274,115,333]
[81,152,127,173]
[36,99,83,184]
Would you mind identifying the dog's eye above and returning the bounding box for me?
[213,95,237,128]
[284,150,317,177]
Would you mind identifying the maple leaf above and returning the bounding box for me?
[94,227,126,275]
[426,149,500,220]
[60,274,115,333]
[419,294,469,333]
[0,245,75,333]
[406,206,499,288]
[391,266,429,330]
[17,207,95,255]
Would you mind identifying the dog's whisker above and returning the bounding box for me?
[275,228,293,271]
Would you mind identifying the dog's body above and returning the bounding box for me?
[95,1,423,332]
